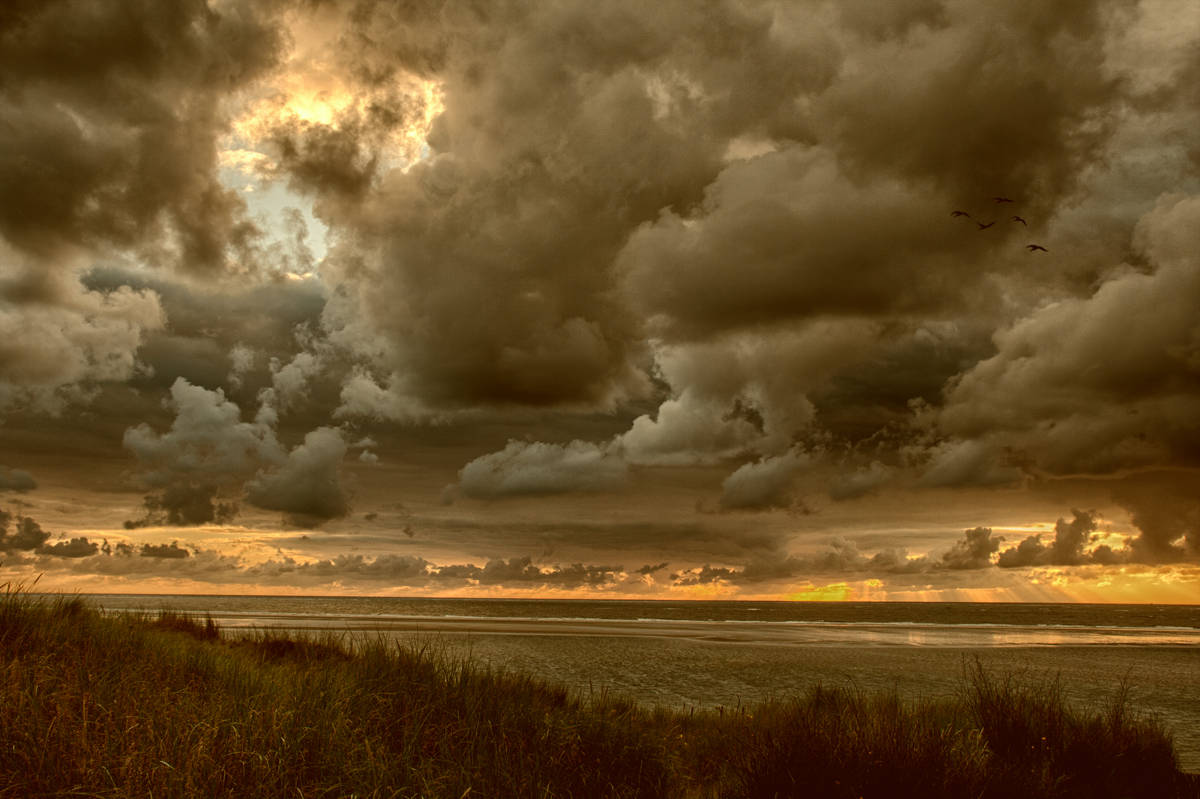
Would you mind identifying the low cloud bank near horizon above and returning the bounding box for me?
[5,501,1194,593]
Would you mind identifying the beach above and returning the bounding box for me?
[90,595,1200,772]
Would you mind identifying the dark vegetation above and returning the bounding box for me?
[1,586,1196,798]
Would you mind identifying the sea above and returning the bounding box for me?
[85,595,1200,772]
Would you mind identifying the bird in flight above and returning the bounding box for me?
[977,221,996,230]
[1027,244,1048,252]
[1012,216,1027,226]
[994,197,1014,203]
[951,211,971,218]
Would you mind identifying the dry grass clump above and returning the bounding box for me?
[1,585,1195,799]
[721,668,1191,799]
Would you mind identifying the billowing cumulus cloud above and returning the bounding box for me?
[125,482,238,529]
[124,377,353,527]
[244,426,353,527]
[227,342,256,390]
[1113,479,1199,564]
[829,461,894,501]
[620,148,979,334]
[0,269,165,413]
[140,542,191,559]
[916,440,1025,489]
[935,194,1200,476]
[333,368,437,423]
[996,510,1120,568]
[261,351,324,412]
[124,377,280,503]
[618,391,763,467]
[458,440,628,499]
[618,322,880,465]
[0,510,51,552]
[940,527,1006,571]
[720,449,813,512]
[38,537,100,559]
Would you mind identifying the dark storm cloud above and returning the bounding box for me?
[0,1,293,413]
[935,194,1200,477]
[915,440,1026,489]
[636,562,669,575]
[81,266,327,394]
[0,0,283,271]
[37,537,100,558]
[316,1,843,412]
[810,321,997,444]
[995,509,1120,568]
[0,466,38,492]
[825,2,1119,213]
[620,2,1122,337]
[303,1,1197,520]
[244,426,354,527]
[834,0,948,42]
[940,527,1006,571]
[0,509,51,551]
[619,148,984,333]
[1113,480,1200,564]
[139,541,190,559]
[124,482,238,529]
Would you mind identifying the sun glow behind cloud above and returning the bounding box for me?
[227,3,445,173]
[214,5,445,271]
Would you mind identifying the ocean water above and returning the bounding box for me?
[87,595,1200,772]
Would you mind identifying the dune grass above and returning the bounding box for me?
[1,586,1195,798]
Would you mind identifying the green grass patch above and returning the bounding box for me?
[1,585,1196,798]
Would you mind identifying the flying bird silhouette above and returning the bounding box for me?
[951,211,971,218]
[977,221,996,230]
[1027,244,1048,252]
[1012,216,1027,226]
[994,197,1014,203]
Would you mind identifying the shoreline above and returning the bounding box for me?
[4,590,1199,797]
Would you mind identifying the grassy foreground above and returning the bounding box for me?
[1,589,1196,799]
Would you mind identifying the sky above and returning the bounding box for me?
[1,0,1198,602]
